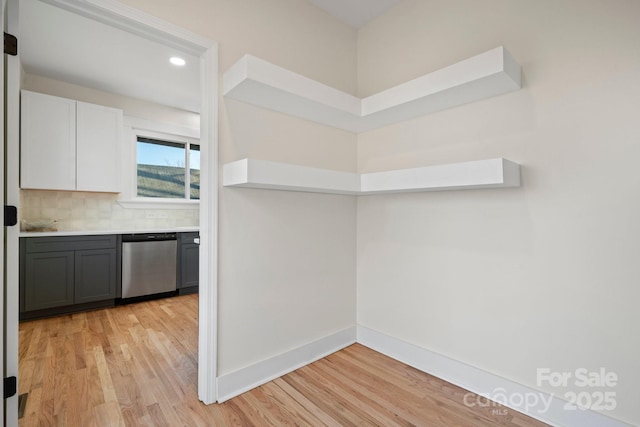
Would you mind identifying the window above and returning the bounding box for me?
[136,136,200,200]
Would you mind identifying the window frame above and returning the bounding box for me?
[135,133,200,201]
[119,119,201,209]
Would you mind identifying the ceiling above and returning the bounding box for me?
[19,0,201,113]
[18,0,400,114]
[307,0,402,28]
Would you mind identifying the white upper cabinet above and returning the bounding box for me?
[76,101,122,192]
[20,90,122,193]
[21,91,76,191]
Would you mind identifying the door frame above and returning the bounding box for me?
[5,0,20,424]
[6,0,219,410]
[2,0,7,423]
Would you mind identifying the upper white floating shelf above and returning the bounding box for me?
[223,46,521,133]
[223,158,521,195]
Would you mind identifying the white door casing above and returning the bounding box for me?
[5,0,22,424]
[1,0,6,422]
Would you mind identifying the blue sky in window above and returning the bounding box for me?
[190,149,201,171]
[137,141,200,169]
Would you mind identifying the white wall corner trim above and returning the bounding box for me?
[356,326,632,427]
[216,327,357,403]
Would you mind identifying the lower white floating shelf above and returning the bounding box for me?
[223,158,521,195]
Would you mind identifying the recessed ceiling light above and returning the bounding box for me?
[170,56,186,66]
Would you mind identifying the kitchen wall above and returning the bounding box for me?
[116,0,359,376]
[356,0,640,425]
[22,73,199,128]
[21,73,200,231]
[20,190,198,231]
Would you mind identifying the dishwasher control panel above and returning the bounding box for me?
[121,232,177,242]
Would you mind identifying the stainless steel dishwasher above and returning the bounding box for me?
[121,233,177,299]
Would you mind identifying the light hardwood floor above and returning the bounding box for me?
[18,294,549,426]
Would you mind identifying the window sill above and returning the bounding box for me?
[118,199,200,210]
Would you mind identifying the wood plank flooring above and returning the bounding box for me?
[18,294,549,426]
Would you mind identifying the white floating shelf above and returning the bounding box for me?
[360,158,521,194]
[223,158,521,195]
[223,46,521,133]
[222,158,360,195]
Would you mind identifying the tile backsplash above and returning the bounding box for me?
[20,190,199,231]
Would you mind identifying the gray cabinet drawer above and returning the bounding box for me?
[25,235,116,253]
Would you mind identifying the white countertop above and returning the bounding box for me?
[19,226,199,238]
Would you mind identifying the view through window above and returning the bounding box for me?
[136,136,200,200]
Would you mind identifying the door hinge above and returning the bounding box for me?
[4,376,17,399]
[4,32,17,56]
[4,205,18,227]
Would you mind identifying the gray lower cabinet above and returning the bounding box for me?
[20,235,117,320]
[24,251,74,311]
[74,248,117,304]
[178,232,199,294]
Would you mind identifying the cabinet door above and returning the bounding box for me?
[74,248,117,304]
[180,242,200,289]
[20,90,76,190]
[23,251,75,311]
[76,101,122,192]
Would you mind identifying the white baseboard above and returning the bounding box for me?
[357,325,630,427]
[216,326,357,402]
[214,324,631,426]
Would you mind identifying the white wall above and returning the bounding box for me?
[356,0,640,425]
[117,0,359,375]
[22,73,199,128]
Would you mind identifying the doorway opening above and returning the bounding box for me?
[5,1,218,423]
